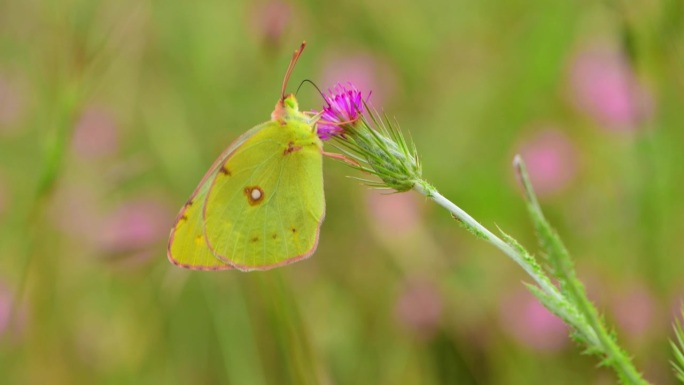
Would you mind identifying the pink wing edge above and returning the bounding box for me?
[167,125,268,271]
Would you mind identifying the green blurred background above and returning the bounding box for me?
[1,0,683,384]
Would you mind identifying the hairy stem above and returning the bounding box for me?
[513,157,647,385]
[412,179,648,385]
[412,181,567,315]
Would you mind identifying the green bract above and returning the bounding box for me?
[334,104,421,192]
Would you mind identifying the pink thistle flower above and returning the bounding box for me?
[320,81,420,191]
[317,83,365,140]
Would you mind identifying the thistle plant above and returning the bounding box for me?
[318,83,667,385]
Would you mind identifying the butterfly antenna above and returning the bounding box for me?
[281,41,306,101]
[296,79,326,100]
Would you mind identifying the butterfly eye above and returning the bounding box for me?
[284,94,299,110]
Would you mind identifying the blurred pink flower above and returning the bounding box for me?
[0,74,25,132]
[320,51,396,106]
[0,281,26,341]
[72,106,119,159]
[611,283,657,339]
[98,199,173,254]
[0,285,11,336]
[569,46,653,132]
[366,189,421,237]
[500,289,568,352]
[516,128,578,197]
[250,1,292,47]
[395,279,443,339]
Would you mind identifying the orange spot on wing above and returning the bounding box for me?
[219,166,231,176]
[283,141,302,155]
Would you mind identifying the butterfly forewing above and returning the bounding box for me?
[203,120,324,271]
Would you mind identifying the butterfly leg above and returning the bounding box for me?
[322,151,360,167]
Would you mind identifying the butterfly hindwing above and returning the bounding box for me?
[167,186,231,270]
[203,120,324,271]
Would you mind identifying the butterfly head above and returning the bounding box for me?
[271,93,306,122]
[282,93,299,111]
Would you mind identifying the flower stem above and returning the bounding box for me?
[412,181,565,307]
[513,157,648,385]
[412,179,648,385]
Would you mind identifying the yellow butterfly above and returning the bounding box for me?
[167,43,329,271]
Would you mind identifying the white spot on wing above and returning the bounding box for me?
[251,188,262,200]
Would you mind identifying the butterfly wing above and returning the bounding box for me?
[203,120,324,271]
[167,123,268,270]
